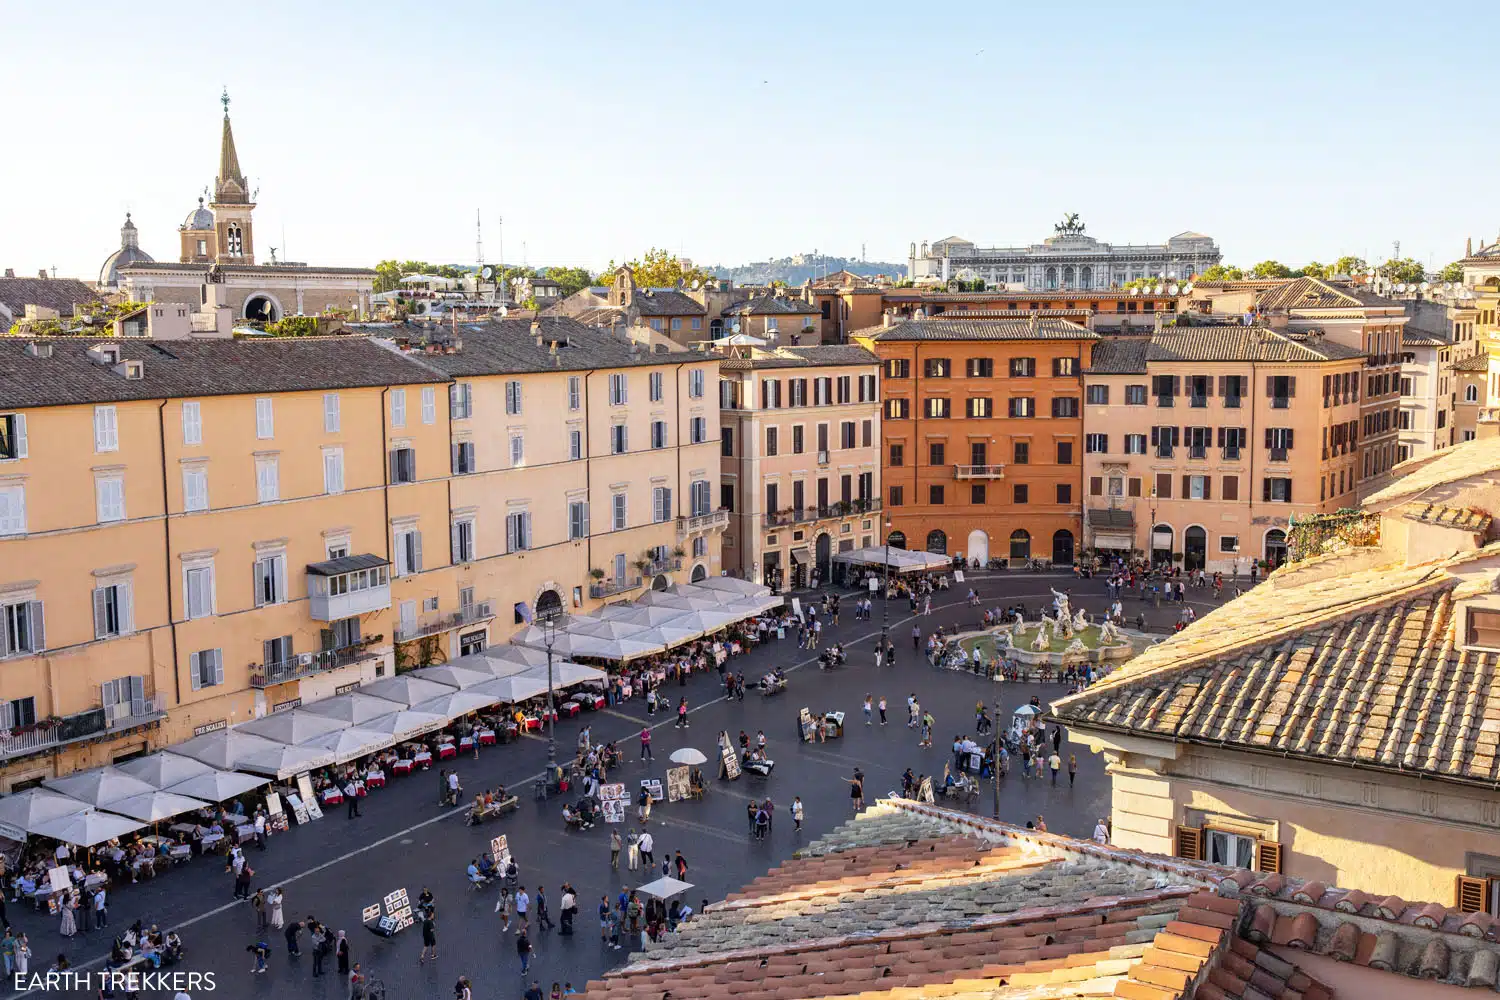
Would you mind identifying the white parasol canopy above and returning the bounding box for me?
[0,788,90,837]
[594,604,695,627]
[408,664,499,689]
[669,748,708,766]
[636,590,723,611]
[690,577,772,599]
[115,752,216,790]
[163,770,268,803]
[237,710,350,746]
[300,692,407,726]
[233,742,337,780]
[510,630,662,662]
[635,875,694,899]
[471,674,549,705]
[44,767,158,807]
[359,675,457,707]
[360,709,450,741]
[544,661,608,689]
[172,729,287,772]
[298,726,396,764]
[657,608,740,633]
[631,624,700,649]
[567,618,650,642]
[103,790,209,823]
[32,809,145,847]
[410,690,503,720]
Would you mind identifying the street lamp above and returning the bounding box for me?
[880,517,893,662]
[539,608,563,774]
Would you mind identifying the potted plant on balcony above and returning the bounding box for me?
[671,546,686,559]
[633,557,652,575]
[589,568,606,580]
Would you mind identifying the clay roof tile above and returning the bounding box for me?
[1413,903,1448,929]
[1247,904,1277,944]
[1419,938,1450,979]
[1324,921,1360,962]
[1290,881,1327,905]
[1374,895,1407,920]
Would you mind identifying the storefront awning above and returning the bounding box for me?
[789,547,810,565]
[1094,533,1134,551]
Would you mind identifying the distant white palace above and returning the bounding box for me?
[907,215,1222,291]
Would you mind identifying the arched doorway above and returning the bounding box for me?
[926,529,947,554]
[1264,529,1288,569]
[1009,529,1031,562]
[966,529,989,566]
[243,294,281,322]
[1051,529,1074,565]
[1184,526,1207,571]
[886,530,907,550]
[1151,523,1174,566]
[534,589,563,621]
[690,563,708,583]
[815,533,832,585]
[651,574,670,591]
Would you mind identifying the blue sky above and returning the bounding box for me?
[4,0,1497,281]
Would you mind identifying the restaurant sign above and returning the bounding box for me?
[193,719,228,736]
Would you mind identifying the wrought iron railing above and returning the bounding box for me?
[1287,509,1380,563]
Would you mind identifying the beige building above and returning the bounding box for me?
[719,294,821,345]
[1054,435,1500,910]
[1082,323,1365,571]
[0,317,722,787]
[717,345,881,590]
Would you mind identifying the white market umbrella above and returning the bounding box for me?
[469,647,545,678]
[0,788,90,835]
[636,590,723,611]
[669,748,707,766]
[173,730,285,772]
[360,675,457,707]
[233,743,337,780]
[411,690,502,721]
[361,709,450,742]
[595,605,692,627]
[408,664,498,689]
[299,727,396,765]
[45,768,158,807]
[662,608,739,633]
[104,790,209,823]
[636,875,694,900]
[32,809,145,847]
[567,619,651,641]
[471,674,549,705]
[163,770,268,803]
[548,661,608,688]
[301,692,407,726]
[1013,705,1040,717]
[690,577,770,599]
[116,752,215,790]
[632,624,699,649]
[238,710,350,746]
[511,630,662,661]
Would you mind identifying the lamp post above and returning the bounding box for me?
[540,609,563,773]
[880,517,893,663]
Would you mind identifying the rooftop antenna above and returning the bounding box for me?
[497,215,505,301]
[50,266,56,279]
[475,209,483,270]
[522,241,528,268]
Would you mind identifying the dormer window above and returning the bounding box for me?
[88,344,120,366]
[1466,608,1500,650]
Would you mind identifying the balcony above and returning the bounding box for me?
[590,577,643,599]
[0,700,165,762]
[676,508,730,538]
[762,498,882,527]
[642,557,683,577]
[1188,445,1208,460]
[1270,396,1291,410]
[1190,396,1208,408]
[1269,448,1289,463]
[394,601,496,643]
[953,465,1006,480]
[251,640,384,689]
[306,555,392,622]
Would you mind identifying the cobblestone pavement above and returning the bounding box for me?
[9,573,1237,999]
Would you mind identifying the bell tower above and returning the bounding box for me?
[209,88,255,265]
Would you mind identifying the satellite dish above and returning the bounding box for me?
[1168,284,1180,295]
[1396,283,1407,293]
[481,266,494,280]
[1131,287,1140,296]
[690,279,701,290]
[1420,282,1430,291]
[1184,282,1195,293]
[1152,285,1162,296]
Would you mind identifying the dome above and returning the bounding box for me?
[99,213,155,288]
[182,197,214,231]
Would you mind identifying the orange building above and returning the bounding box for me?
[853,315,1096,565]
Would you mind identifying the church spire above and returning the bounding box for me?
[213,87,250,206]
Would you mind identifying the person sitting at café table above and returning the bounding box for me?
[562,803,580,827]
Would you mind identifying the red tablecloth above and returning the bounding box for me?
[523,717,542,732]
[321,790,343,805]
[478,731,497,746]
[437,744,457,760]
[392,760,413,775]
[458,736,476,750]
[559,702,581,718]
[366,773,387,787]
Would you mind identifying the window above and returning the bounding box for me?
[92,580,132,638]
[923,358,951,378]
[1008,397,1035,418]
[449,518,476,563]
[254,553,287,607]
[721,427,734,458]
[256,457,279,502]
[390,447,416,483]
[889,443,904,466]
[689,370,705,398]
[966,397,993,418]
[1052,397,1079,418]
[789,379,808,407]
[1467,609,1500,648]
[1187,475,1209,500]
[1220,375,1244,407]
[182,468,209,512]
[766,317,778,334]
[610,373,629,405]
[670,318,682,332]
[1052,357,1077,377]
[966,358,994,378]
[421,386,437,424]
[0,414,23,465]
[568,376,582,410]
[929,442,946,466]
[569,429,583,460]
[1267,375,1295,408]
[1124,433,1146,455]
[510,433,525,466]
[0,696,35,727]
[1085,433,1108,453]
[821,377,837,405]
[1467,384,1480,403]
[94,404,119,452]
[1054,442,1072,465]
[1220,535,1239,553]
[885,359,910,379]
[500,510,530,552]
[181,402,202,445]
[1009,357,1035,378]
[323,393,341,433]
[1152,426,1178,458]
[1208,830,1257,870]
[765,483,778,514]
[450,383,473,419]
[1263,478,1293,502]
[504,380,523,416]
[1056,483,1072,504]
[1013,483,1029,503]
[190,649,224,691]
[885,398,910,419]
[568,500,590,540]
[691,416,707,444]
[1013,441,1029,464]
[183,564,215,619]
[254,398,274,439]
[862,419,873,448]
[859,374,877,401]
[929,484,945,504]
[693,535,707,557]
[690,479,712,517]
[924,398,950,418]
[651,420,668,449]
[971,484,986,504]
[96,476,126,523]
[888,485,904,506]
[691,317,702,331]
[1086,385,1109,406]
[649,372,664,402]
[1152,375,1178,407]
[1221,427,1247,460]
[611,424,628,454]
[652,487,673,523]
[1266,427,1294,462]
[1125,385,1147,406]
[766,426,780,456]
[612,492,628,531]
[760,380,782,409]
[840,421,856,449]
[323,447,345,494]
[452,441,476,474]
[394,529,423,576]
[1222,475,1239,501]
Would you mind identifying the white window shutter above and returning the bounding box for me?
[28,601,44,652]
[276,555,287,604]
[506,515,517,553]
[120,582,133,634]
[93,587,109,640]
[324,393,341,432]
[452,522,462,562]
[522,513,532,549]
[189,651,202,691]
[213,649,224,685]
[13,414,26,458]
[421,387,435,424]
[393,534,407,577]
[411,531,423,573]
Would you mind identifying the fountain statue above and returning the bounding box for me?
[1072,608,1089,632]
[1012,611,1025,632]
[1099,619,1120,644]
[1064,637,1087,657]
[1051,588,1070,622]
[1032,625,1051,651]
[1053,614,1073,641]
[999,629,1015,651]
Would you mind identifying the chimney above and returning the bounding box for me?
[38,269,48,280]
[883,311,893,328]
[532,319,542,346]
[3,269,12,278]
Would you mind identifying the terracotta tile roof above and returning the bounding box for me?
[631,289,707,316]
[1255,277,1403,312]
[857,317,1099,342]
[1087,339,1149,374]
[1449,353,1490,372]
[1146,326,1365,363]
[1396,500,1493,532]
[0,277,100,319]
[1365,436,1500,506]
[924,308,1093,319]
[722,296,819,317]
[1050,542,1500,788]
[717,345,879,371]
[1403,327,1450,346]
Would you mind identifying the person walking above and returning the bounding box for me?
[863,695,873,725]
[266,887,282,931]
[516,927,532,975]
[93,886,107,929]
[58,892,76,938]
[911,625,921,651]
[1067,754,1078,787]
[346,778,361,818]
[638,830,654,869]
[311,921,329,977]
[609,829,622,870]
[674,851,687,880]
[252,889,268,932]
[419,909,438,963]
[791,796,803,832]
[559,884,576,936]
[676,698,689,729]
[878,696,887,726]
[1048,751,1062,786]
[515,886,530,930]
[845,771,865,813]
[639,727,653,762]
[336,930,350,977]
[234,862,254,900]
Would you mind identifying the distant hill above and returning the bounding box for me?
[707,253,906,286]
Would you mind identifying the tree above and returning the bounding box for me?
[540,266,595,297]
[1437,261,1465,283]
[1331,256,1368,277]
[1378,257,1426,284]
[1298,261,1328,279]
[604,248,715,290]
[372,260,471,293]
[1199,264,1245,282]
[1249,260,1293,279]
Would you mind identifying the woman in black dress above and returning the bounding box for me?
[335,930,350,976]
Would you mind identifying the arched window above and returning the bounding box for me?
[1044,267,1058,291]
[1080,266,1092,289]
[1009,529,1031,561]
[226,224,243,257]
[535,589,563,621]
[1467,383,1480,403]
[1062,266,1075,290]
[886,530,907,550]
[925,530,947,554]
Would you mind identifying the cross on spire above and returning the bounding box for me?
[221,87,230,115]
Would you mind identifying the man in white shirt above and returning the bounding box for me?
[637,831,654,868]
[515,886,530,929]
[94,886,107,927]
[446,770,461,807]
[254,811,268,848]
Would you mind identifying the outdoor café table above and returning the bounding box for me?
[168,823,198,837]
[477,728,497,746]
[412,750,434,768]
[236,823,257,840]
[458,734,477,751]
[522,716,542,732]
[391,759,413,776]
[437,742,457,760]
[167,844,191,863]
[365,768,386,788]
[200,831,225,850]
[558,701,581,719]
[222,813,249,827]
[320,787,343,806]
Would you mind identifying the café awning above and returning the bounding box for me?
[44,768,158,807]
[300,692,407,726]
[163,770,269,803]
[0,788,90,837]
[298,726,396,765]
[103,790,209,823]
[359,675,457,707]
